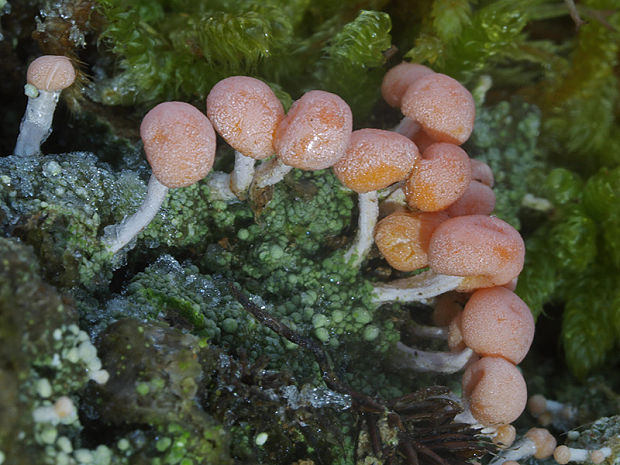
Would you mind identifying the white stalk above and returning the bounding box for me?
[344,191,379,267]
[253,157,292,188]
[230,150,256,196]
[392,116,420,138]
[409,324,448,340]
[488,437,538,465]
[394,342,473,373]
[14,87,60,156]
[103,174,169,254]
[372,270,464,304]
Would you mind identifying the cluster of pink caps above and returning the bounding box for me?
[372,64,533,429]
[139,65,533,429]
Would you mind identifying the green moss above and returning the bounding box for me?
[536,0,620,171]
[405,0,566,83]
[465,98,545,228]
[313,10,392,117]
[96,0,392,121]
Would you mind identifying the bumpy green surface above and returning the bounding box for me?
[0,152,143,287]
[0,237,116,465]
[465,97,544,228]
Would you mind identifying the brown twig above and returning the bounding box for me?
[229,282,385,413]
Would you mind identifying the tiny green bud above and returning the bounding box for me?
[363,325,379,341]
[255,432,268,446]
[314,327,330,342]
[312,313,329,328]
[136,382,150,396]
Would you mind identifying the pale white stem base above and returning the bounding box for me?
[522,193,553,212]
[488,437,537,465]
[394,342,473,373]
[103,174,169,254]
[453,408,498,436]
[14,89,60,156]
[207,171,238,202]
[372,270,464,304]
[254,157,292,188]
[392,116,421,138]
[230,151,256,197]
[528,394,577,429]
[409,324,448,340]
[344,191,379,267]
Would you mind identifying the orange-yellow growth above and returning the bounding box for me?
[334,128,419,193]
[406,143,472,212]
[446,180,496,217]
[381,62,434,108]
[374,210,447,271]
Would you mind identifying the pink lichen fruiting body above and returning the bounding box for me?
[428,215,525,289]
[525,428,557,459]
[275,90,353,170]
[334,128,419,193]
[206,76,284,160]
[140,101,216,188]
[405,143,472,212]
[27,55,76,92]
[470,159,494,187]
[445,180,496,217]
[374,210,448,272]
[462,356,527,426]
[381,62,435,108]
[461,287,535,364]
[401,73,475,145]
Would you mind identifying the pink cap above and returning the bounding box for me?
[405,143,472,212]
[401,73,475,145]
[334,128,419,193]
[445,180,496,217]
[428,215,525,289]
[27,55,76,92]
[525,428,557,459]
[275,90,352,170]
[470,159,494,187]
[461,287,535,364]
[206,76,284,160]
[140,102,216,188]
[381,62,434,108]
[462,356,527,425]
